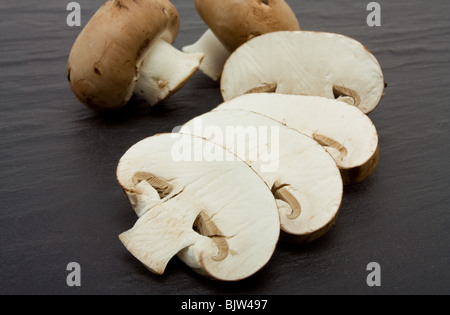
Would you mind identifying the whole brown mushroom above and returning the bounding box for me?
[68,0,204,111]
[183,0,300,81]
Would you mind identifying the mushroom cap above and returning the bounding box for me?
[195,0,300,52]
[181,110,343,242]
[215,94,380,184]
[221,31,385,114]
[67,0,180,110]
[117,133,280,281]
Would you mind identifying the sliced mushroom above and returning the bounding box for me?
[181,110,343,242]
[183,0,300,81]
[215,94,380,184]
[117,133,280,281]
[67,0,204,110]
[221,31,385,114]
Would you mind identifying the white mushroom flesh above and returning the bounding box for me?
[181,110,343,240]
[117,133,280,281]
[215,93,379,182]
[221,31,385,114]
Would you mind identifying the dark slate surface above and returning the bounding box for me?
[0,0,449,295]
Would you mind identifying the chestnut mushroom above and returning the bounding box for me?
[117,133,280,280]
[181,110,343,242]
[215,94,380,184]
[183,0,300,81]
[221,31,385,114]
[67,0,204,110]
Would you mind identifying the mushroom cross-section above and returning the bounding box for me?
[183,0,300,81]
[215,94,380,184]
[67,0,204,110]
[117,133,280,281]
[180,110,343,242]
[220,31,385,114]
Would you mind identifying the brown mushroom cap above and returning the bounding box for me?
[67,0,180,110]
[195,0,300,52]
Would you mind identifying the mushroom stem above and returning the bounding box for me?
[119,200,204,275]
[134,38,205,106]
[182,29,231,81]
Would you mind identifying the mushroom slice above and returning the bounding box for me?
[67,0,204,110]
[183,0,300,81]
[117,133,280,281]
[215,94,380,184]
[181,110,343,242]
[221,31,385,114]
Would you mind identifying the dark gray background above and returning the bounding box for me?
[1,0,449,295]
